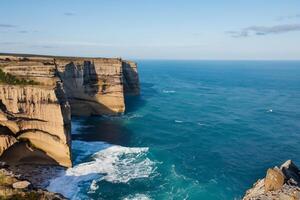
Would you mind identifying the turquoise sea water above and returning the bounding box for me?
[48,61,300,200]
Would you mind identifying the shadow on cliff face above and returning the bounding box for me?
[0,142,60,166]
[122,61,140,96]
[60,61,124,115]
[71,116,132,146]
[61,61,100,97]
[83,61,99,96]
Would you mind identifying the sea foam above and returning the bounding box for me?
[162,90,176,94]
[47,140,155,199]
[123,193,152,200]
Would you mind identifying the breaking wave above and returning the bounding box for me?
[47,141,155,200]
[123,194,152,200]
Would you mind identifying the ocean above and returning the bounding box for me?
[47,60,300,200]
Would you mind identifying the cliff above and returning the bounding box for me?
[243,160,300,200]
[0,54,140,168]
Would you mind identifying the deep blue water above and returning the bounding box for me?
[48,61,300,200]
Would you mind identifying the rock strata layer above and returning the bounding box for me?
[243,160,300,200]
[0,54,140,167]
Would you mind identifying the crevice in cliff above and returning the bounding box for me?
[0,100,9,114]
[15,129,61,142]
[0,125,15,136]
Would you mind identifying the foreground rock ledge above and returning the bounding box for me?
[0,54,140,167]
[0,167,66,200]
[243,160,300,200]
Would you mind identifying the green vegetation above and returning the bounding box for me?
[5,192,41,200]
[0,192,42,200]
[0,172,15,186]
[0,69,38,85]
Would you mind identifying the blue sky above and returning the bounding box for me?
[0,0,300,59]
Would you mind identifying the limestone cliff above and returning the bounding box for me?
[243,160,300,200]
[0,54,140,168]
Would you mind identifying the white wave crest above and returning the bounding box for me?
[162,90,176,94]
[123,193,152,200]
[47,141,155,199]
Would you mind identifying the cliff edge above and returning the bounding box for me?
[0,54,140,168]
[243,160,300,200]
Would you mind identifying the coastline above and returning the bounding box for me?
[0,53,140,199]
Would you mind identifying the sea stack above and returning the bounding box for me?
[0,54,140,167]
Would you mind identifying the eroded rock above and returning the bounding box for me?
[243,160,300,200]
[265,168,285,191]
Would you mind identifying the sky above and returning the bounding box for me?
[0,0,300,60]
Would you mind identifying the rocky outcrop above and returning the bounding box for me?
[0,54,140,167]
[243,160,300,200]
[0,167,66,199]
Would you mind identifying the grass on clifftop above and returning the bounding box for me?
[0,69,38,85]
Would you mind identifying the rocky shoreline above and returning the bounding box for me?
[0,164,66,199]
[243,160,300,200]
[0,54,140,199]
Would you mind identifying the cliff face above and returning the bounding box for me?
[0,54,140,167]
[56,58,126,116]
[122,61,140,95]
[0,84,72,167]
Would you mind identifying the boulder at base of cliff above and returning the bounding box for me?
[12,181,31,189]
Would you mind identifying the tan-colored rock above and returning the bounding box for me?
[243,160,300,200]
[0,135,17,156]
[57,58,126,115]
[12,181,31,189]
[0,120,19,134]
[18,131,71,167]
[265,168,285,191]
[0,84,71,167]
[0,54,140,168]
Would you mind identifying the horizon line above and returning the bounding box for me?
[1,52,300,62]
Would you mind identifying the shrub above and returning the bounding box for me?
[0,69,38,85]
